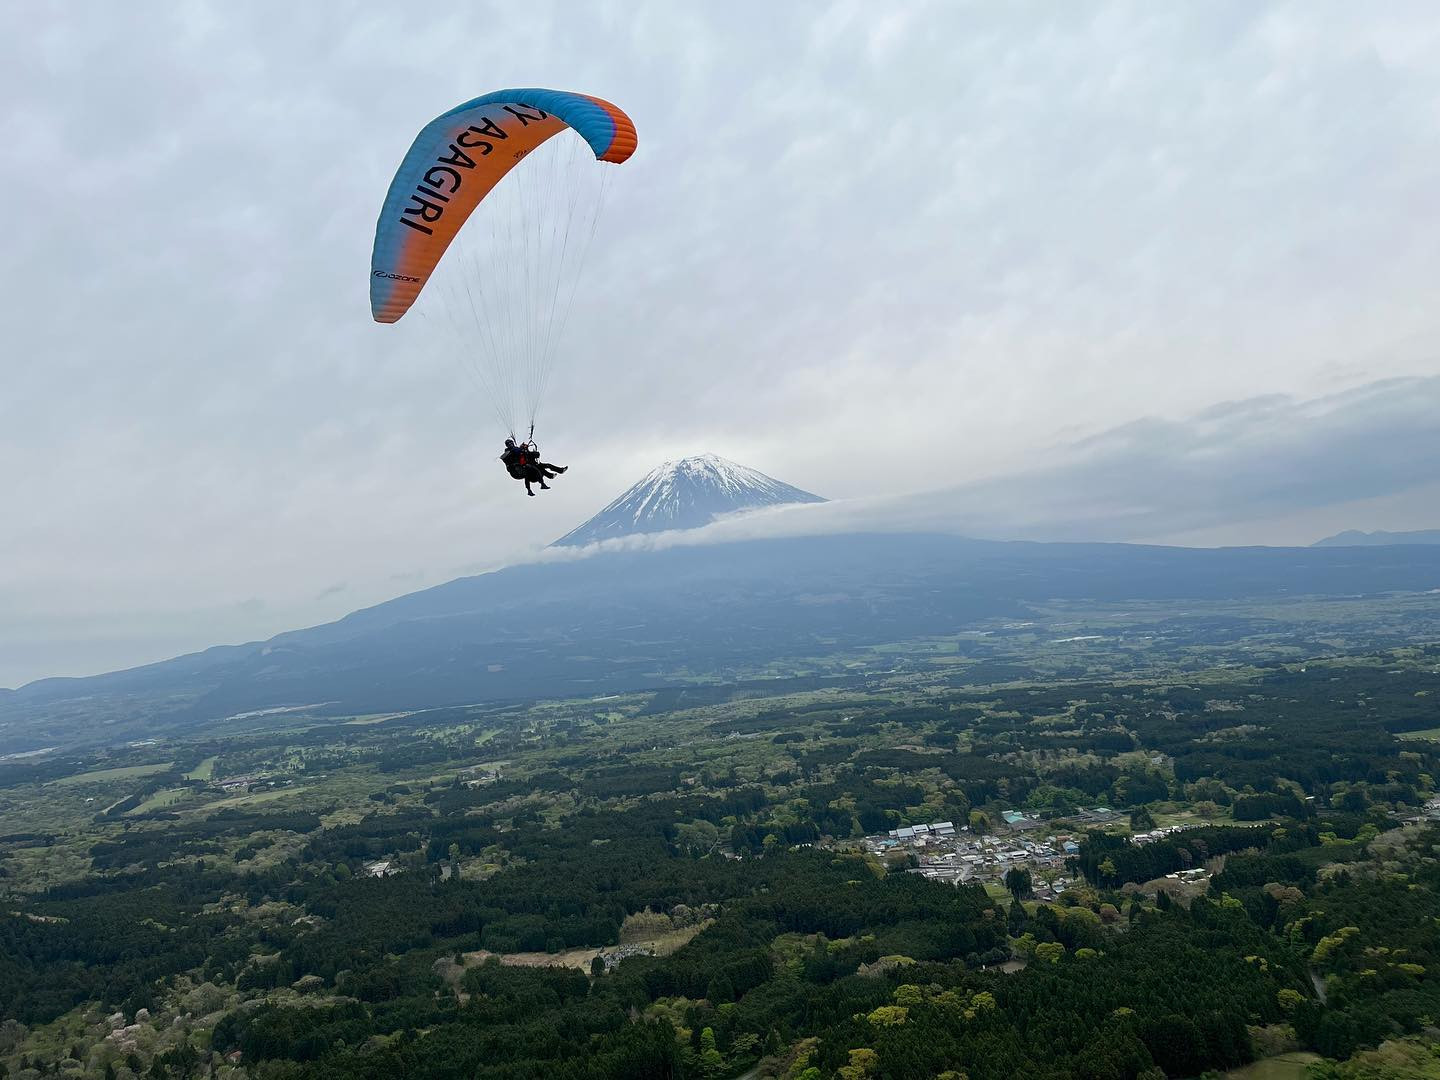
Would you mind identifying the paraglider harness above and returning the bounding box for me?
[503,427,540,480]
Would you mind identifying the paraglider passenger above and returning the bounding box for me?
[501,438,567,497]
[534,448,568,480]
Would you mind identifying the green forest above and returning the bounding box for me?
[2,608,1439,1079]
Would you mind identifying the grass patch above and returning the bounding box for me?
[206,786,306,810]
[51,762,173,787]
[1223,1051,1322,1079]
[1397,727,1440,742]
[128,787,190,814]
[184,756,218,780]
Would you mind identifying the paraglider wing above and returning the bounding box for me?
[370,88,636,324]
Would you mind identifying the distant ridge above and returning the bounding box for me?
[1312,528,1440,548]
[552,453,825,547]
[7,535,1440,752]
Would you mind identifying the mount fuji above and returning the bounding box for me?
[552,454,825,547]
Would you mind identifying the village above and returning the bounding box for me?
[860,807,1209,898]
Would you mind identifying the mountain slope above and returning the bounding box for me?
[1313,529,1440,547]
[552,454,824,546]
[5,533,1440,753]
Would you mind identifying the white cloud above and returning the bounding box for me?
[531,375,1440,557]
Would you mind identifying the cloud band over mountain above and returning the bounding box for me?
[547,375,1440,555]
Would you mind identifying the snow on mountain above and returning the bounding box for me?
[552,454,825,547]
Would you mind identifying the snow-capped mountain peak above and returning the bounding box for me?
[552,454,825,547]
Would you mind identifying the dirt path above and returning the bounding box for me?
[436,922,713,995]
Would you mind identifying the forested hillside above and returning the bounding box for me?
[2,598,1438,1078]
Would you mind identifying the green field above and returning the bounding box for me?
[1224,1052,1322,1079]
[343,714,404,726]
[51,762,173,787]
[1398,727,1440,742]
[184,756,218,780]
[204,785,307,810]
[128,787,190,814]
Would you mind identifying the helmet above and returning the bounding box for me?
[504,438,516,448]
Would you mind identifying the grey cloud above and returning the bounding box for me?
[938,376,1440,541]
[3,2,1440,685]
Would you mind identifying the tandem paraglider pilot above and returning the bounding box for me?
[501,438,567,497]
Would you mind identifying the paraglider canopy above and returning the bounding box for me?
[370,88,636,440]
[371,88,636,324]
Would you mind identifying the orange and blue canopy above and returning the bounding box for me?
[370,88,636,324]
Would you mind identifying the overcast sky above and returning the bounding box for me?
[3,2,1439,688]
